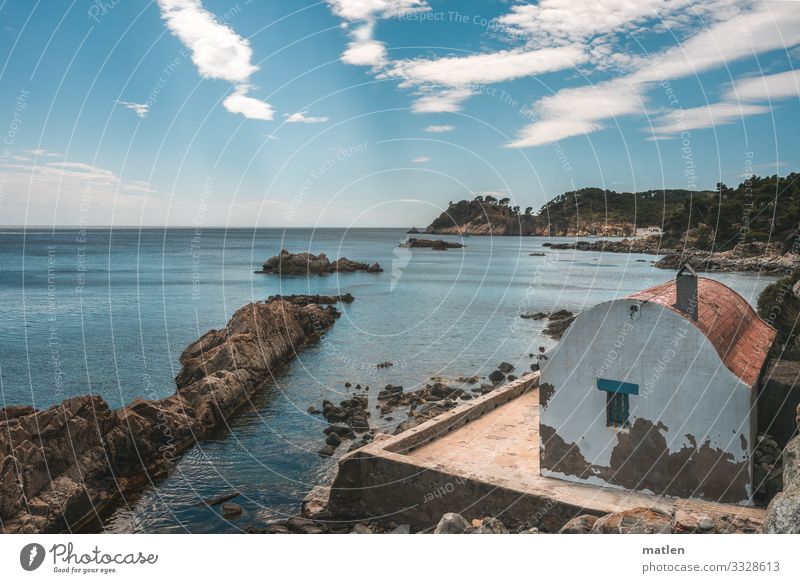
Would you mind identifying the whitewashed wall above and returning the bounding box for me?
[539,298,753,503]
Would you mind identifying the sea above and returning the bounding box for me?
[0,227,776,532]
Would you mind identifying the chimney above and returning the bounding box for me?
[674,264,698,321]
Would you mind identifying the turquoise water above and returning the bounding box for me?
[0,228,775,532]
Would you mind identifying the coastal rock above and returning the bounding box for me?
[488,370,506,384]
[591,507,673,534]
[543,310,576,340]
[497,362,514,374]
[655,246,800,274]
[434,512,470,534]
[558,514,598,534]
[222,502,243,519]
[267,293,354,305]
[202,491,240,507]
[258,250,382,275]
[473,517,509,534]
[404,238,464,249]
[389,524,411,534]
[520,312,548,319]
[301,485,331,519]
[0,297,340,534]
[764,413,800,533]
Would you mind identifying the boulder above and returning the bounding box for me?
[591,508,673,534]
[434,512,470,534]
[350,523,373,534]
[301,485,330,518]
[473,517,509,534]
[764,427,800,533]
[497,362,514,373]
[258,250,381,275]
[221,503,243,519]
[488,370,506,384]
[389,524,411,534]
[558,514,598,534]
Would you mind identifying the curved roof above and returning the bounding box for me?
[627,277,776,387]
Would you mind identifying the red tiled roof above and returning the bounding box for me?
[627,278,776,387]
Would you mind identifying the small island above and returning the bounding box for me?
[401,238,465,250]
[257,250,382,275]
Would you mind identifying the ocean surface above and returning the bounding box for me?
[0,227,776,532]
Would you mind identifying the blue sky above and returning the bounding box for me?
[0,0,798,227]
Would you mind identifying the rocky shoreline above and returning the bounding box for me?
[257,250,382,275]
[543,238,800,274]
[0,297,341,533]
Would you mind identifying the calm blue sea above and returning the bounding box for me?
[0,228,776,532]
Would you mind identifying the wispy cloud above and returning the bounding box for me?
[411,156,430,163]
[24,149,61,158]
[507,1,800,147]
[115,100,149,118]
[328,1,429,69]
[424,124,455,133]
[156,0,273,120]
[726,69,800,102]
[285,110,329,124]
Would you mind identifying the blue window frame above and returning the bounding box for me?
[597,378,636,428]
[606,392,630,428]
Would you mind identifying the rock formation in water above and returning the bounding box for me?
[258,250,382,275]
[404,238,464,250]
[0,298,340,533]
[266,293,355,306]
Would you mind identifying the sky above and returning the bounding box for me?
[0,0,798,227]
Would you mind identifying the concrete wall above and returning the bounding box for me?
[539,299,754,504]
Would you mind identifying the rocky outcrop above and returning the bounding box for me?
[266,293,354,306]
[258,250,382,275]
[404,238,464,250]
[655,248,800,274]
[764,405,800,533]
[0,298,340,533]
[543,237,670,254]
[590,507,673,534]
[542,309,576,340]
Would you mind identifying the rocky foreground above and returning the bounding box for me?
[0,297,341,533]
[258,250,382,275]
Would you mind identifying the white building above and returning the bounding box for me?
[635,225,664,237]
[539,266,776,504]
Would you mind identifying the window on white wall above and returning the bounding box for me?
[606,392,630,428]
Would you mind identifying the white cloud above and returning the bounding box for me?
[508,1,800,147]
[498,0,700,46]
[222,85,274,121]
[424,124,455,133]
[285,110,329,124]
[726,69,800,102]
[326,0,428,21]
[412,88,474,113]
[341,22,388,67]
[507,78,643,147]
[387,46,585,87]
[23,149,61,158]
[411,156,430,163]
[328,1,429,69]
[115,100,149,118]
[652,102,770,135]
[156,0,273,120]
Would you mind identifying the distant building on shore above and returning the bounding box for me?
[635,225,664,237]
[539,266,776,505]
